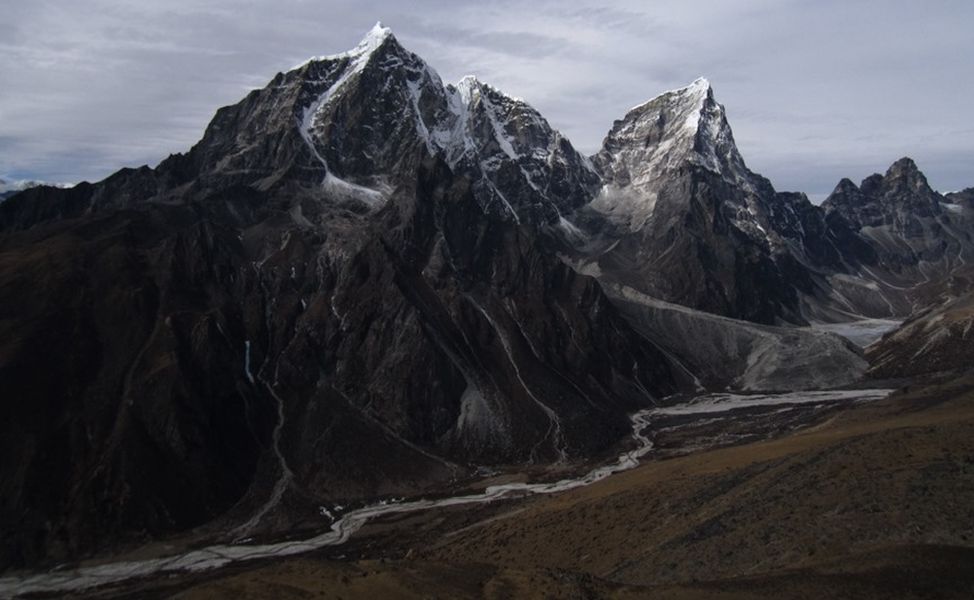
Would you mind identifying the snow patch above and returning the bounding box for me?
[627,76,710,113]
[322,172,387,207]
[456,380,492,436]
[556,215,586,242]
[467,297,567,463]
[289,22,392,71]
[295,23,393,207]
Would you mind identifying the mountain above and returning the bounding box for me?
[0,22,971,575]
[565,78,817,324]
[820,159,974,316]
[559,78,872,325]
[558,80,974,325]
[0,24,676,570]
[0,179,65,202]
[800,158,974,321]
[10,24,591,230]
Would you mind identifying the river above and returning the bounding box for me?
[0,388,893,597]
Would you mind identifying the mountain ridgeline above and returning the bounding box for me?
[0,23,971,571]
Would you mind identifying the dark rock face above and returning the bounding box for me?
[0,22,971,574]
[946,188,974,208]
[867,270,974,378]
[567,79,827,324]
[819,158,974,312]
[561,79,974,324]
[823,158,943,232]
[0,26,675,571]
[0,204,266,568]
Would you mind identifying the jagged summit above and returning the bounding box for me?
[823,156,946,237]
[577,77,836,324]
[366,20,393,40]
[825,157,939,210]
[455,74,480,88]
[627,76,712,113]
[830,158,929,198]
[288,27,596,220]
[452,75,519,105]
[289,22,395,71]
[834,177,859,193]
[889,156,919,172]
[343,20,395,55]
[622,76,715,138]
[586,77,755,235]
[438,74,598,221]
[447,75,534,124]
[452,74,495,108]
[593,77,747,191]
[196,23,596,222]
[883,156,936,196]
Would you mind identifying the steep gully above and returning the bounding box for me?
[0,388,892,597]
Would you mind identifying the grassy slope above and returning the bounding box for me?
[420,375,974,586]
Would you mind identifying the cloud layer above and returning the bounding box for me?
[2,0,972,197]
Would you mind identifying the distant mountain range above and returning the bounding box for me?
[0,23,971,572]
[0,179,67,201]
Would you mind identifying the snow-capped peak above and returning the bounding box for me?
[290,21,408,207]
[359,21,394,51]
[452,76,525,107]
[591,78,752,231]
[628,76,711,113]
[597,77,734,183]
[282,27,595,220]
[455,75,482,105]
[289,22,395,71]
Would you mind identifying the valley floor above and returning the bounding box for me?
[51,373,974,599]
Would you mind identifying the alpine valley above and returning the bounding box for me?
[2,23,973,599]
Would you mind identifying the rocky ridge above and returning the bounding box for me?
[0,24,672,570]
[560,80,974,325]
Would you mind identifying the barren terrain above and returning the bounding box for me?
[38,373,974,599]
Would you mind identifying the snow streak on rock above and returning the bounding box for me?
[466,296,568,464]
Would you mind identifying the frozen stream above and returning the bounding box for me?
[0,388,892,597]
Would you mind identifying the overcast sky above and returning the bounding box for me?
[2,0,972,199]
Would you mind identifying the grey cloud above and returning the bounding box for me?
[396,19,568,59]
[1,0,972,194]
